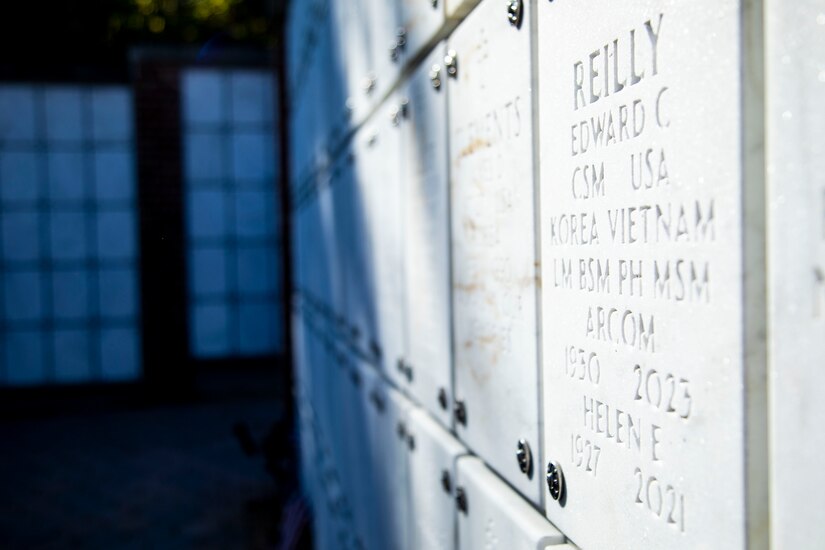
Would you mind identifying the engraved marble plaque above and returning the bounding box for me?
[538,1,764,547]
[767,1,825,546]
[449,0,542,504]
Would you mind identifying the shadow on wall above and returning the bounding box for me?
[287,0,463,548]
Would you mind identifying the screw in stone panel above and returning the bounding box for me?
[397,422,406,440]
[507,0,523,28]
[407,434,415,451]
[441,469,452,494]
[404,363,414,382]
[454,400,467,426]
[362,74,376,94]
[455,487,468,514]
[444,50,458,78]
[430,0,437,7]
[516,439,533,478]
[438,387,448,410]
[546,461,565,502]
[430,64,442,90]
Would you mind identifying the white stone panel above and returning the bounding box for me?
[767,1,825,547]
[449,0,541,503]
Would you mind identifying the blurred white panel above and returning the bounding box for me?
[335,356,374,550]
[53,329,92,383]
[182,70,225,125]
[187,189,228,239]
[231,71,274,124]
[98,268,138,319]
[4,330,46,385]
[236,245,278,295]
[232,131,274,181]
[91,88,133,142]
[234,190,275,238]
[359,378,413,550]
[47,151,86,203]
[185,133,226,181]
[397,0,444,64]
[316,170,347,323]
[95,210,137,260]
[2,211,41,261]
[365,0,401,113]
[238,300,280,354]
[191,302,231,357]
[190,247,228,297]
[456,456,565,550]
[0,151,41,204]
[50,211,88,261]
[449,0,541,502]
[99,328,140,381]
[358,99,405,380]
[44,88,85,142]
[401,46,452,427]
[93,149,135,202]
[407,407,468,550]
[767,0,825,546]
[0,86,37,141]
[3,271,43,321]
[338,149,378,353]
[316,5,350,152]
[337,0,377,124]
[52,270,90,321]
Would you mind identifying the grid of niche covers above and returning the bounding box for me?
[182,69,283,358]
[0,86,140,385]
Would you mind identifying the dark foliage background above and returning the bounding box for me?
[0,0,287,82]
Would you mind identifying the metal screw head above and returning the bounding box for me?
[546,461,565,502]
[362,74,376,94]
[407,434,415,451]
[438,388,448,410]
[516,439,533,477]
[454,400,467,426]
[455,487,468,514]
[507,0,523,28]
[430,0,437,7]
[390,99,409,126]
[429,64,442,89]
[440,469,452,494]
[390,28,406,62]
[369,340,381,359]
[397,421,406,439]
[444,50,458,78]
